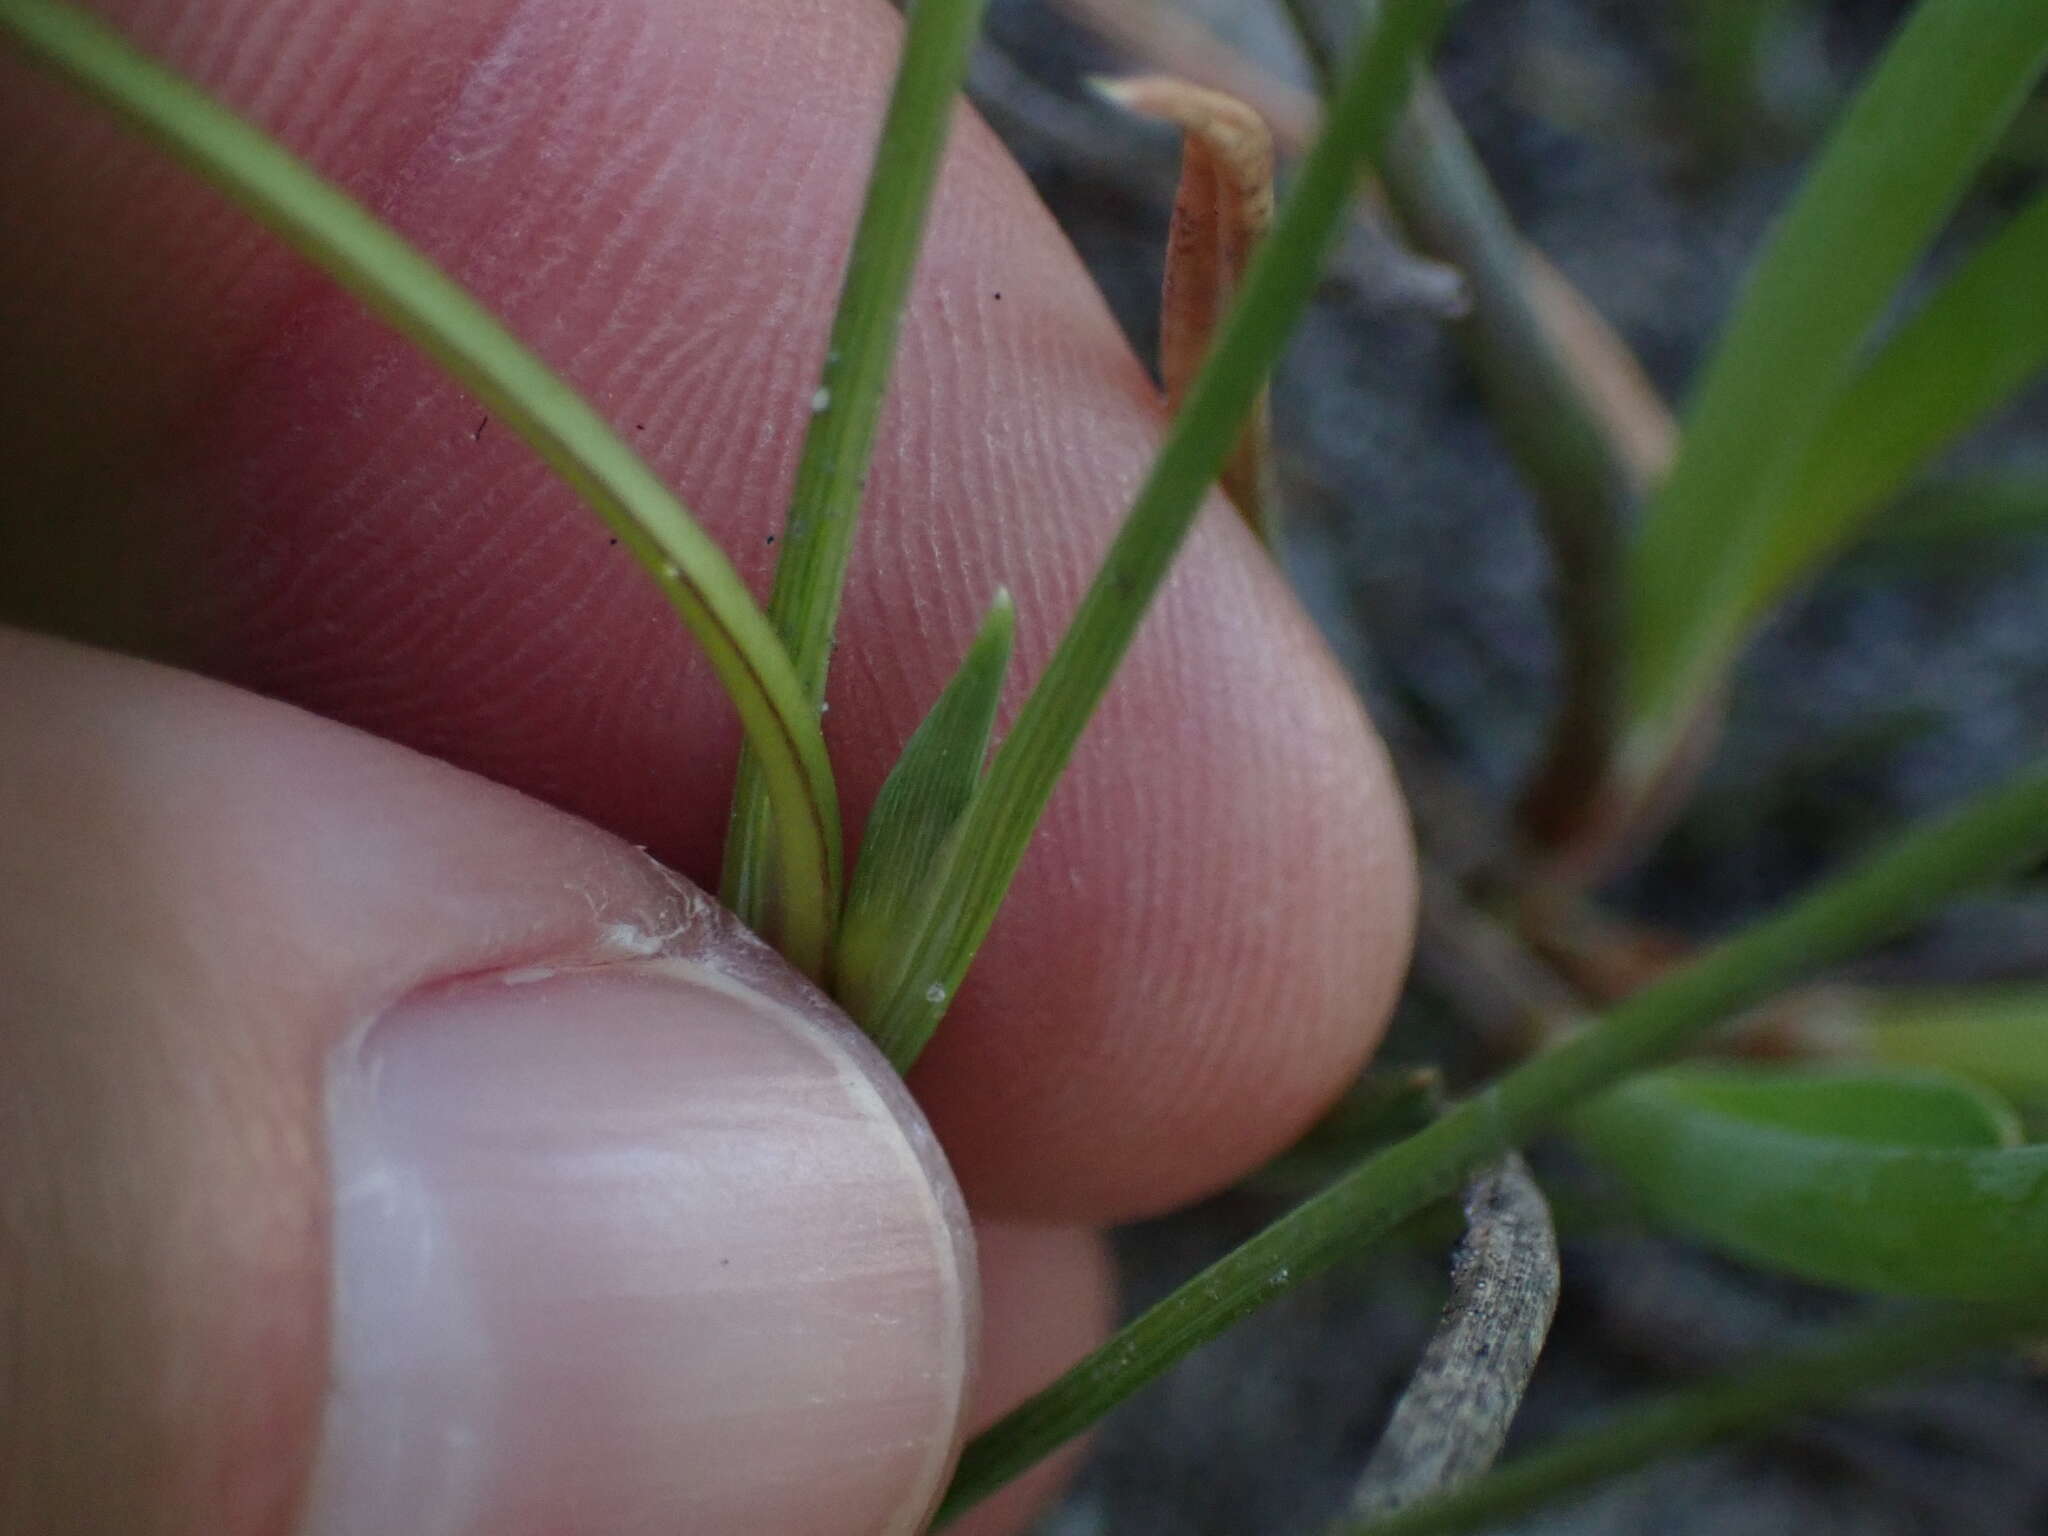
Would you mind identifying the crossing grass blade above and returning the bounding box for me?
[936,752,2048,1524]
[721,0,992,944]
[0,0,846,976]
[854,0,1456,1068]
[1624,0,2048,787]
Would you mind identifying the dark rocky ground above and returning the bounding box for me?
[969,2,2048,1531]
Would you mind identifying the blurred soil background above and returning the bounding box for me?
[967,2,2048,1531]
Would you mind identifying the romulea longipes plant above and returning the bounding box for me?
[5,0,2048,1529]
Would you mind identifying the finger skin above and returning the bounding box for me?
[951,1223,1118,1536]
[0,628,1114,1536]
[0,0,1416,1219]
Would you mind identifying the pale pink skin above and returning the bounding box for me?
[0,0,1418,1530]
[1,631,983,1534]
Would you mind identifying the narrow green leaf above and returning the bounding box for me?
[1863,469,2048,547]
[1575,1064,2046,1299]
[937,756,2048,1522]
[1627,1062,2021,1148]
[1625,0,2048,775]
[722,0,991,941]
[858,0,1457,1070]
[1335,1298,2048,1536]
[1748,191,2048,609]
[0,0,844,976]
[1861,985,2048,1099]
[835,591,1014,1056]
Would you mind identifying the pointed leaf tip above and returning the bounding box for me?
[835,591,1016,1057]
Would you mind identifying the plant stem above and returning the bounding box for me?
[1275,0,1342,95]
[722,0,990,950]
[857,0,1456,1063]
[1273,3,1663,865]
[1331,1297,2048,1536]
[935,756,2048,1522]
[1373,75,1635,858]
[0,0,846,977]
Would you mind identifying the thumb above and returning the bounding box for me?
[312,968,974,1535]
[0,627,976,1536]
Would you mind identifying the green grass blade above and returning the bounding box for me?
[1610,1063,2021,1148]
[1574,1064,2048,1299]
[936,756,2048,1522]
[721,0,991,938]
[836,591,1014,1054]
[855,0,1456,1067]
[1625,0,2048,774]
[1748,190,2048,608]
[0,0,845,977]
[1333,1298,2048,1536]
[1863,469,2048,546]
[1860,985,2048,1099]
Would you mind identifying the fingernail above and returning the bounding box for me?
[303,958,975,1536]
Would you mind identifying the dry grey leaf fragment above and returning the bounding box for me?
[1347,1152,1561,1522]
[1096,73,1282,546]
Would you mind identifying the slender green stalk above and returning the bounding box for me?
[1332,1298,2048,1536]
[1276,0,1342,96]
[722,0,991,943]
[0,0,845,976]
[1276,0,1647,855]
[1247,1068,1444,1195]
[858,0,1456,1064]
[936,757,2048,1522]
[1626,0,2048,786]
[1372,75,1634,853]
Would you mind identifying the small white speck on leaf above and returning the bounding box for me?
[925,983,948,1005]
[810,386,832,412]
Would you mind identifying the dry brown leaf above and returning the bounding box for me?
[1521,248,1676,492]
[1059,0,1321,145]
[1098,73,1279,543]
[1063,0,1675,499]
